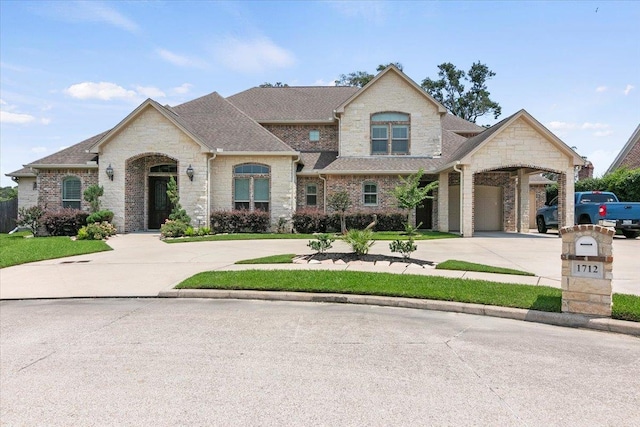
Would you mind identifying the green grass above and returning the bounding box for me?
[0,232,112,268]
[437,260,534,276]
[165,230,458,243]
[236,254,296,264]
[612,294,640,322]
[177,270,562,312]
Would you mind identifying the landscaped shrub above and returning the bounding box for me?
[198,226,211,236]
[307,233,335,253]
[83,184,104,213]
[210,210,270,234]
[373,211,405,231]
[160,219,189,238]
[42,209,90,236]
[86,210,114,224]
[77,221,117,240]
[292,209,328,233]
[16,206,45,236]
[344,229,374,256]
[326,211,405,232]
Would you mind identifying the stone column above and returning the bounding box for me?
[461,167,474,237]
[437,172,449,232]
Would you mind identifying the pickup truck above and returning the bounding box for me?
[536,191,640,239]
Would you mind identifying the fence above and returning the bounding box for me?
[0,198,18,233]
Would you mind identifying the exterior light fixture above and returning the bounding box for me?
[186,164,194,181]
[106,164,114,181]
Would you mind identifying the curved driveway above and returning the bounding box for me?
[1,232,638,299]
[1,298,638,426]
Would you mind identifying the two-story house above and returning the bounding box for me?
[7,66,585,237]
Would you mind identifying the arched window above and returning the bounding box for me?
[150,164,177,173]
[371,112,410,155]
[62,176,81,209]
[233,164,270,211]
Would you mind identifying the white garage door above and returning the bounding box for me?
[448,186,460,232]
[475,185,502,231]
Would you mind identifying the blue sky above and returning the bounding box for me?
[1,0,639,187]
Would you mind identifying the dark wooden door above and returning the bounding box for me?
[415,181,434,229]
[148,177,171,229]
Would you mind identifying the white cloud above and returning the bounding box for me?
[595,86,607,93]
[172,83,193,95]
[65,82,137,101]
[30,146,47,154]
[0,110,36,124]
[624,84,635,95]
[135,86,166,98]
[313,79,337,86]
[595,130,614,137]
[548,121,577,131]
[40,118,52,125]
[581,122,609,130]
[157,49,206,68]
[214,37,295,73]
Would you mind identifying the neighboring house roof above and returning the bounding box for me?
[529,174,555,185]
[335,65,447,115]
[442,109,585,169]
[606,123,640,174]
[298,151,339,173]
[228,86,359,123]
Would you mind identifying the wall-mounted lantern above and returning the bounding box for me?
[186,164,194,181]
[106,164,114,181]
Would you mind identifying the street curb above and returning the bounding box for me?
[158,289,640,337]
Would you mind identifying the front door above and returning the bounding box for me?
[415,181,434,229]
[148,177,172,229]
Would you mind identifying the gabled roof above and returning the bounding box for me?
[441,113,484,135]
[171,92,296,153]
[227,86,358,123]
[335,65,447,115]
[320,156,443,175]
[442,109,585,168]
[606,123,640,174]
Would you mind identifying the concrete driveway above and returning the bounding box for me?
[2,298,639,426]
[0,232,638,299]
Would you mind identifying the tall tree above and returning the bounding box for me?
[334,62,403,87]
[421,61,501,123]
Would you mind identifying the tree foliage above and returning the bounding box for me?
[0,186,18,201]
[334,62,403,87]
[575,167,640,201]
[421,61,501,122]
[392,169,438,224]
[83,184,104,213]
[327,191,351,233]
[166,177,191,224]
[259,82,289,87]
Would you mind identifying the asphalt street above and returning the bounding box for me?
[1,298,639,426]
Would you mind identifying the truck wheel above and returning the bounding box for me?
[536,217,547,234]
[578,215,592,224]
[622,230,639,239]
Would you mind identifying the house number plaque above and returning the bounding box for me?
[571,261,604,279]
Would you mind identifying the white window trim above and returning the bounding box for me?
[363,182,378,206]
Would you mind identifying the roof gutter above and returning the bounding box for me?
[214,151,300,157]
[27,163,99,169]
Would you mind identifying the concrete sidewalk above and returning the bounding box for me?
[1,231,638,300]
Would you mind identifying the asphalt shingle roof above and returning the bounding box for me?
[227,86,359,122]
[321,156,443,174]
[25,131,105,167]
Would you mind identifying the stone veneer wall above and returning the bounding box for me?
[560,224,613,317]
[17,177,38,209]
[339,71,442,157]
[37,169,98,211]
[262,124,338,152]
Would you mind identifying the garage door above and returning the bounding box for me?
[448,186,460,232]
[475,186,502,231]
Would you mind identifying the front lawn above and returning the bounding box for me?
[436,260,534,276]
[0,232,112,268]
[177,270,640,322]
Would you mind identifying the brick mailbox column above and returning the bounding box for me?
[560,225,614,317]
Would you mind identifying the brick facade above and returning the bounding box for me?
[262,124,338,151]
[36,169,98,211]
[296,176,325,210]
[618,139,640,170]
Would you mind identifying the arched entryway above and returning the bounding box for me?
[124,153,178,232]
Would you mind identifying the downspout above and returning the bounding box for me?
[292,154,300,217]
[319,174,327,213]
[207,151,217,226]
[333,110,341,157]
[453,161,463,236]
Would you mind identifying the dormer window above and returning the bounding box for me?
[371,112,410,155]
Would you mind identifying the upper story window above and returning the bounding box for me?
[234,164,270,211]
[62,176,81,209]
[150,164,177,173]
[309,130,320,142]
[371,112,410,155]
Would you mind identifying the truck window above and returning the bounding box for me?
[580,194,617,203]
